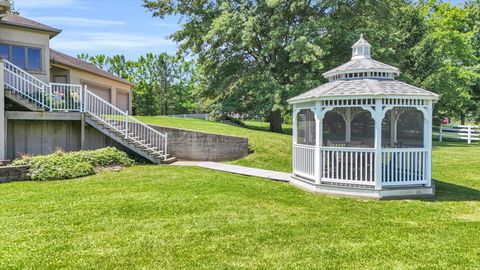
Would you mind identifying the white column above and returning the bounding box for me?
[390,109,397,146]
[0,60,5,160]
[423,101,433,187]
[345,108,352,143]
[314,106,323,184]
[374,99,383,190]
[292,108,299,175]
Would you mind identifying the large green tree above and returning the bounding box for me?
[144,0,333,133]
[143,0,421,133]
[402,1,480,124]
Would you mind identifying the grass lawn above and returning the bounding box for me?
[1,118,479,269]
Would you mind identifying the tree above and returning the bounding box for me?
[143,0,423,133]
[143,0,332,133]
[79,53,197,116]
[402,1,480,124]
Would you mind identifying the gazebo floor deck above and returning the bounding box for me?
[291,175,434,200]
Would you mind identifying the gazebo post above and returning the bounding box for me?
[390,109,397,147]
[374,98,383,190]
[314,105,323,184]
[345,108,352,143]
[423,100,433,187]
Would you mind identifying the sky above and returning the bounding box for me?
[14,0,180,60]
[13,0,467,61]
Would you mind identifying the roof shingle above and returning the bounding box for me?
[289,79,439,103]
[0,12,61,37]
[50,49,134,86]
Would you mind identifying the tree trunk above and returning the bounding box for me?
[460,114,466,125]
[269,109,283,133]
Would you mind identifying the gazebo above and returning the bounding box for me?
[288,35,439,199]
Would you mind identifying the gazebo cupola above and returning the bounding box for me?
[288,35,439,199]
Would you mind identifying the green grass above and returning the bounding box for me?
[136,116,292,172]
[1,117,479,269]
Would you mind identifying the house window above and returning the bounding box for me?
[0,44,42,71]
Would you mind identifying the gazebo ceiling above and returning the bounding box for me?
[288,35,439,104]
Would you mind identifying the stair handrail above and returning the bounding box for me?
[3,59,51,108]
[84,89,168,159]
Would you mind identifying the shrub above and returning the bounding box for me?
[12,147,135,181]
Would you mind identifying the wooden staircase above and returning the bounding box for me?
[2,59,174,164]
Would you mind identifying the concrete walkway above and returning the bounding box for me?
[172,161,291,182]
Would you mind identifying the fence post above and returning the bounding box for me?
[467,126,472,144]
[125,111,129,138]
[439,124,443,142]
[82,85,87,112]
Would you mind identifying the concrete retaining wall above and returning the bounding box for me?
[0,165,29,183]
[149,124,249,161]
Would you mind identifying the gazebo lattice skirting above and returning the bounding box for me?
[288,35,439,199]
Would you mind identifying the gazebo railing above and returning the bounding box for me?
[321,147,376,186]
[293,146,429,188]
[293,144,315,180]
[381,148,427,186]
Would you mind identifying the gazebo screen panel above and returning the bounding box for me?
[296,109,316,145]
[323,111,346,146]
[382,108,424,148]
[350,111,375,148]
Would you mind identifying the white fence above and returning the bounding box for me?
[439,124,479,144]
[169,114,209,120]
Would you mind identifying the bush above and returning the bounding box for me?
[12,147,135,181]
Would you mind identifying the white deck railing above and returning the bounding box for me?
[50,83,83,111]
[293,144,315,180]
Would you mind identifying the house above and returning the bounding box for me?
[0,2,173,163]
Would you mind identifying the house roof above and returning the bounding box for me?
[0,12,61,38]
[50,49,134,87]
[322,58,400,77]
[288,78,439,103]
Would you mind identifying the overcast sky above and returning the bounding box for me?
[13,0,467,60]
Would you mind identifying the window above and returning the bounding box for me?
[0,44,8,59]
[12,46,26,68]
[27,48,41,70]
[0,44,42,71]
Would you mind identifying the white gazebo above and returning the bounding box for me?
[288,35,439,199]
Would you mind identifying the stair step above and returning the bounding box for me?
[160,157,177,164]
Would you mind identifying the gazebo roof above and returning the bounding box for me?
[289,35,439,104]
[322,58,400,77]
[289,79,439,103]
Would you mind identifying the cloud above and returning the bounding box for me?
[50,32,175,52]
[29,17,125,27]
[15,0,83,9]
